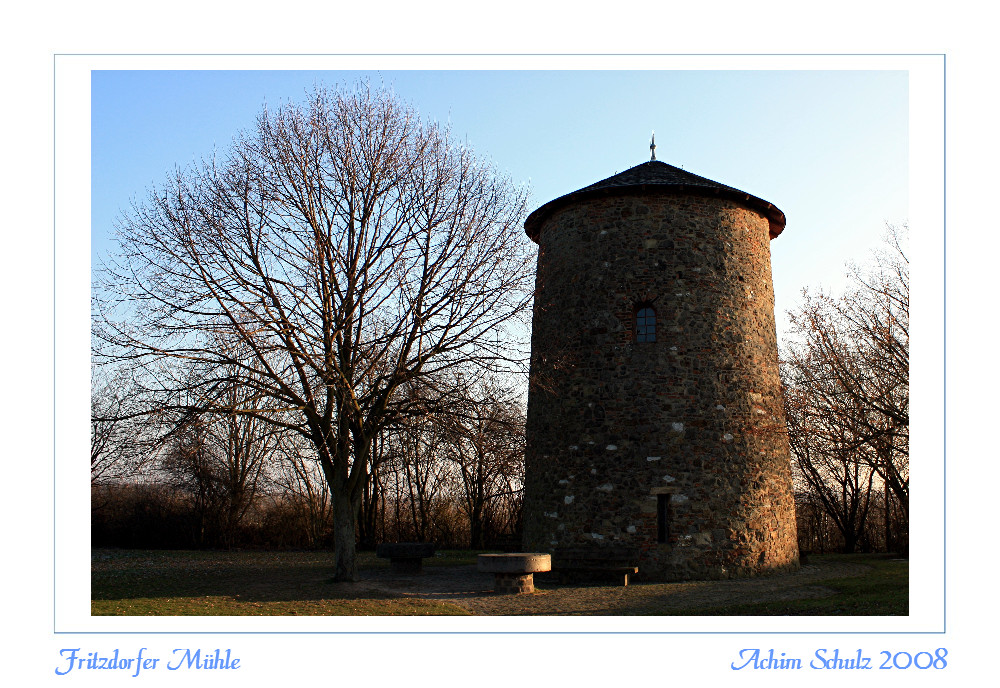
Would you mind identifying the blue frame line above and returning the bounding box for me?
[53,53,59,634]
[941,53,947,634]
[63,52,943,636]
[57,630,944,635]
[58,52,941,57]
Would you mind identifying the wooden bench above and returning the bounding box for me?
[376,542,435,574]
[550,547,640,586]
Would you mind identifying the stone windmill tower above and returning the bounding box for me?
[522,139,799,580]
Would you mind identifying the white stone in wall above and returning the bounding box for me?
[663,475,675,482]
[544,511,559,518]
[591,533,604,540]
[606,444,617,451]
[671,422,684,433]
[671,493,689,503]
[597,483,613,492]
[627,525,637,533]
[646,456,661,462]
[723,433,734,442]
[558,479,569,485]
[564,495,575,504]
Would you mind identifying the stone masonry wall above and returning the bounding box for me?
[523,191,799,580]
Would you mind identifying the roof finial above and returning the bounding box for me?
[650,131,656,161]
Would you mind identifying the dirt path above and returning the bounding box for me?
[354,560,871,615]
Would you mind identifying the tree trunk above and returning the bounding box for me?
[358,439,382,550]
[884,488,892,553]
[331,483,359,581]
[469,508,484,549]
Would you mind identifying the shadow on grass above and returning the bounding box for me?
[617,554,908,616]
[91,549,482,615]
[92,549,908,616]
[93,550,412,603]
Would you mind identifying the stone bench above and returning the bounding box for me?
[477,553,551,594]
[551,547,640,586]
[376,542,436,574]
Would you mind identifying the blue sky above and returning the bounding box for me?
[92,69,908,341]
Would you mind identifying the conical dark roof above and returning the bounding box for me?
[524,160,786,241]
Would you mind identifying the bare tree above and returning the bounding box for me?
[357,427,388,550]
[94,83,534,579]
[783,370,877,552]
[269,438,334,549]
[91,369,155,485]
[784,225,909,552]
[160,382,279,547]
[445,374,525,548]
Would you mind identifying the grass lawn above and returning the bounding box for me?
[647,554,908,616]
[91,549,472,616]
[92,549,907,616]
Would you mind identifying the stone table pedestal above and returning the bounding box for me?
[477,553,551,594]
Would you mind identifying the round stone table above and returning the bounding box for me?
[376,542,436,574]
[477,553,551,594]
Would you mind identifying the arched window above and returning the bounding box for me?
[635,305,656,343]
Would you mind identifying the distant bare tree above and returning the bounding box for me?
[445,374,525,548]
[357,428,388,550]
[94,83,534,579]
[378,402,453,543]
[784,225,909,552]
[91,370,154,485]
[270,437,334,548]
[161,380,278,547]
[783,369,877,553]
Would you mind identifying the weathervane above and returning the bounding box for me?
[650,131,656,161]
